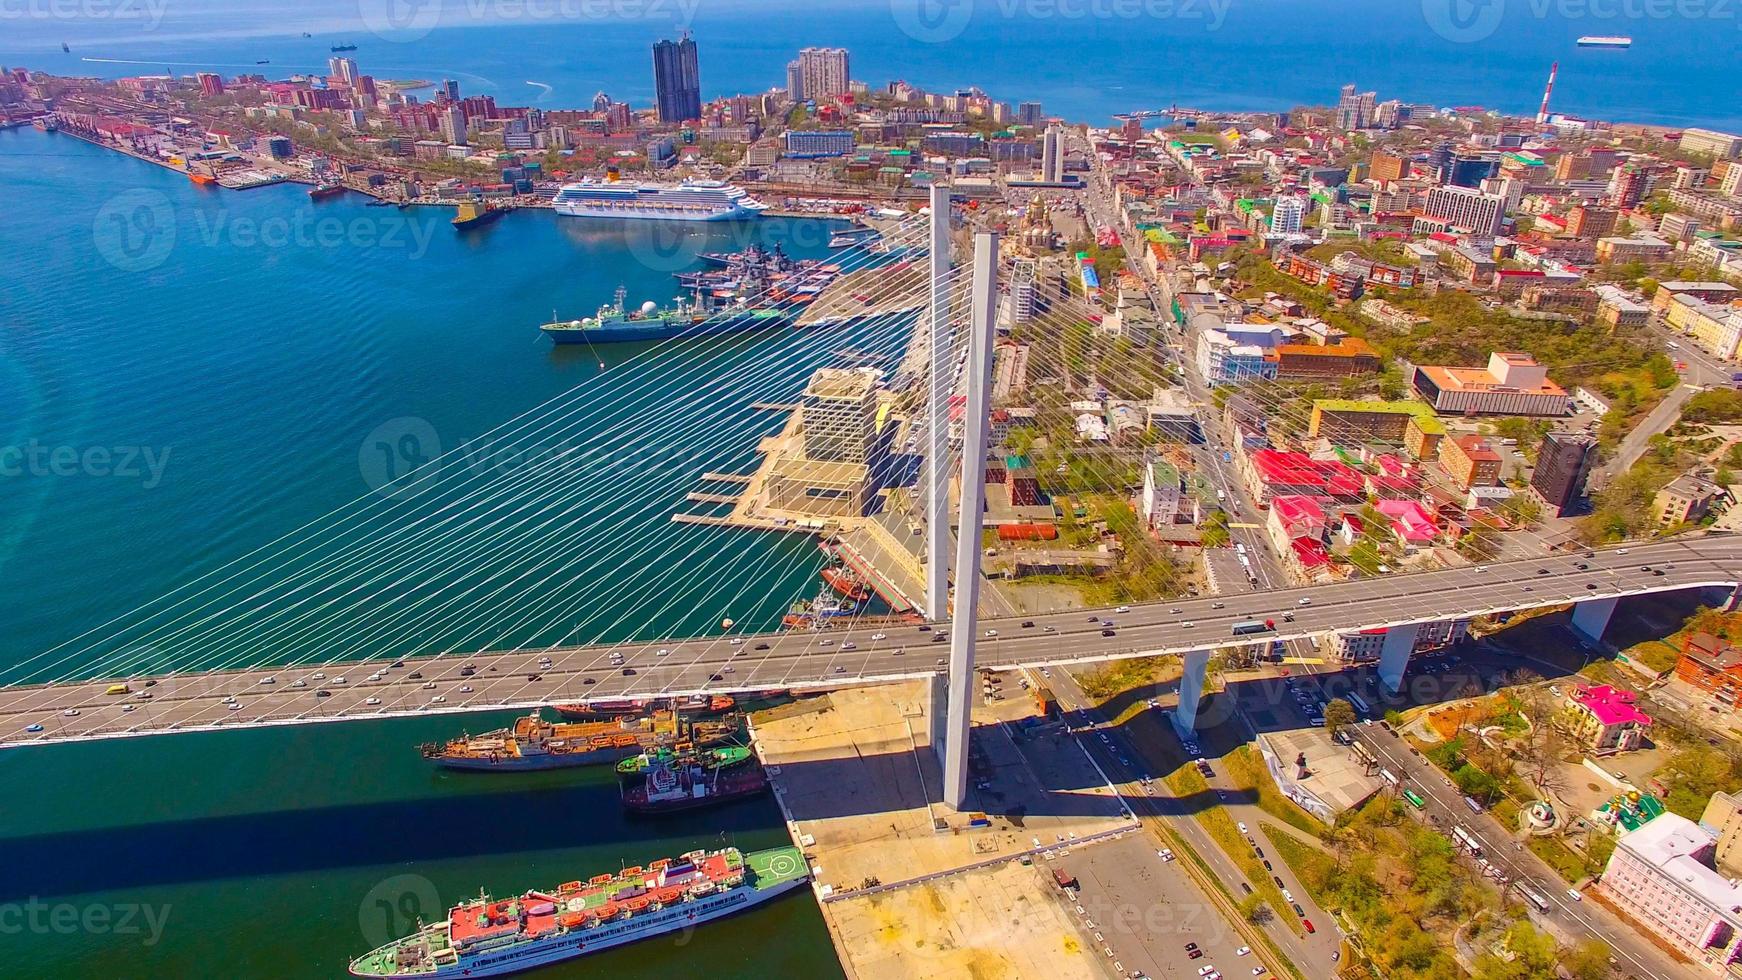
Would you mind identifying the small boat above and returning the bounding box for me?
[308,182,346,200]
[331,43,357,52]
[1576,35,1631,48]
[828,226,881,248]
[61,42,70,53]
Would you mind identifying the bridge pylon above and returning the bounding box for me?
[940,230,999,811]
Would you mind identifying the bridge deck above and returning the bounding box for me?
[1,537,1735,747]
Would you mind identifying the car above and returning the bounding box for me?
[1587,583,1598,590]
[431,695,447,704]
[60,708,81,718]
[1251,969,1267,977]
[1263,859,1272,870]
[622,668,636,676]
[459,685,473,693]
[1087,615,1100,623]
[656,648,671,656]
[1567,888,1583,902]
[1117,605,1132,613]
[368,673,383,682]
[583,677,597,685]
[1181,621,1195,629]
[227,702,242,711]
[526,673,541,681]
[1101,628,1116,637]
[936,658,947,666]
[1272,875,1284,887]
[1537,567,1549,575]
[408,672,423,680]
[841,642,857,650]
[1281,888,1292,902]
[1612,769,1627,781]
[258,676,275,686]
[722,665,735,673]
[312,672,326,680]
[819,639,834,647]
[917,625,932,632]
[1188,949,1205,960]
[332,676,347,685]
[136,691,153,699]
[871,632,887,641]
[460,666,476,676]
[755,643,770,651]
[1291,903,1304,916]
[1198,967,1217,977]
[291,679,307,688]
[1211,602,1225,611]
[1237,821,1247,833]
[315,689,331,699]
[1298,597,1312,605]
[1021,620,1036,628]
[1302,919,1315,934]
[984,629,998,637]
[1184,942,1199,952]
[122,703,136,712]
[1654,568,1666,576]
[1044,625,1057,632]
[933,634,948,643]
[25,723,45,733]
[365,696,381,705]
[423,681,437,690]
[1236,947,1251,957]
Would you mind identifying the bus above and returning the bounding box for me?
[1452,825,1483,856]
[1346,692,1370,717]
[1517,886,1552,913]
[1403,789,1426,809]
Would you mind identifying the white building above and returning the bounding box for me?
[1196,329,1278,387]
[1601,813,1742,972]
[1040,125,1063,183]
[1423,185,1505,237]
[1141,460,1185,526]
[1325,619,1469,661]
[1270,195,1305,234]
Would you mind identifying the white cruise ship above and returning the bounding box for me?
[552,178,768,221]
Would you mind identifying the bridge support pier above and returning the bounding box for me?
[1173,649,1211,732]
[1725,585,1742,613]
[922,182,954,623]
[1378,623,1420,695]
[941,230,999,812]
[928,670,950,766]
[1571,597,1618,646]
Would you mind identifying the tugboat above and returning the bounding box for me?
[419,710,740,772]
[820,565,872,601]
[620,755,769,814]
[614,744,753,778]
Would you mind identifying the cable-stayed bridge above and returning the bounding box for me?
[3,188,1734,812]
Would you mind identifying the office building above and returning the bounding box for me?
[801,367,880,464]
[1609,165,1649,208]
[1447,155,1499,188]
[1409,352,1569,417]
[443,78,461,101]
[652,35,702,124]
[1566,205,1617,238]
[1700,791,1742,877]
[784,61,804,102]
[1681,128,1742,160]
[1601,813,1742,971]
[784,130,854,157]
[1369,151,1408,183]
[440,105,467,145]
[1040,124,1063,183]
[1654,473,1727,526]
[1018,101,1044,126]
[1423,185,1505,236]
[1529,432,1594,517]
[1438,434,1503,490]
[796,47,850,101]
[196,72,224,97]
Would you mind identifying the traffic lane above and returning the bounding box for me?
[5,537,1735,740]
[1357,725,1687,980]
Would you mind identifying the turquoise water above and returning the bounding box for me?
[0,127,858,976]
[2,0,1739,130]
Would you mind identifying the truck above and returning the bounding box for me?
[1231,619,1276,636]
[1052,868,1079,891]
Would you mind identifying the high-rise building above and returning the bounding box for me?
[801,367,881,464]
[591,91,611,113]
[1447,155,1499,188]
[1566,205,1618,238]
[1423,185,1505,236]
[651,35,701,124]
[1018,101,1044,126]
[440,105,467,145]
[1336,84,1376,130]
[1530,431,1595,517]
[196,72,224,97]
[1369,151,1408,183]
[1040,124,1063,183]
[442,78,460,101]
[1680,127,1742,160]
[328,56,358,87]
[1721,164,1742,198]
[1270,195,1305,234]
[1608,165,1648,208]
[796,47,849,101]
[784,61,804,102]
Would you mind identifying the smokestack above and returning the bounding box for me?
[1536,61,1558,125]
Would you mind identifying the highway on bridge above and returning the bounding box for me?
[3,536,1738,746]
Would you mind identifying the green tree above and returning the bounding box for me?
[1324,697,1357,730]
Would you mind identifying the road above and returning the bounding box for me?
[1042,664,1340,978]
[3,536,1737,745]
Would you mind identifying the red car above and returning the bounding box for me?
[1302,919,1316,934]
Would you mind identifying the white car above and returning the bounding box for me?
[259,676,275,685]
[841,642,857,651]
[1237,821,1248,833]
[1115,605,1131,613]
[291,679,307,688]
[1281,888,1293,903]
[63,708,80,717]
[431,695,447,704]
[656,648,671,657]
[365,696,381,706]
[1298,597,1312,606]
[123,704,136,712]
[1199,967,1218,977]
[984,629,998,637]
[1236,946,1251,956]
[729,637,744,646]
[312,672,326,680]
[332,677,347,685]
[423,682,437,690]
[1181,621,1195,629]
[722,665,734,673]
[227,702,241,711]
[871,632,887,641]
[459,685,473,693]
[1252,969,1267,977]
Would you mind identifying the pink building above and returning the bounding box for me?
[1374,499,1440,548]
[1601,813,1742,972]
[1267,496,1331,576]
[1564,684,1651,753]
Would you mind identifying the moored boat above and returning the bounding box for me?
[348,846,808,977]
[419,710,739,772]
[620,756,770,814]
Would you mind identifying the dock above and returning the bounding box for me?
[795,263,930,328]
[685,491,740,505]
[699,471,753,484]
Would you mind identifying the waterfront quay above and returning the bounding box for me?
[751,680,1139,979]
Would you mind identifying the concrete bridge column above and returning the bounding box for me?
[1725,585,1742,613]
[1571,597,1619,646]
[928,670,950,767]
[1173,650,1211,732]
[922,182,954,624]
[941,230,999,812]
[1378,623,1421,695]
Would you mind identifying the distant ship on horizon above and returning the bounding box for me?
[1576,35,1632,48]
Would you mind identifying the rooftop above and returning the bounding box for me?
[1571,684,1652,728]
[1314,399,1447,435]
[1617,813,1742,918]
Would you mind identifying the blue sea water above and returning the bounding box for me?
[1,0,1738,130]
